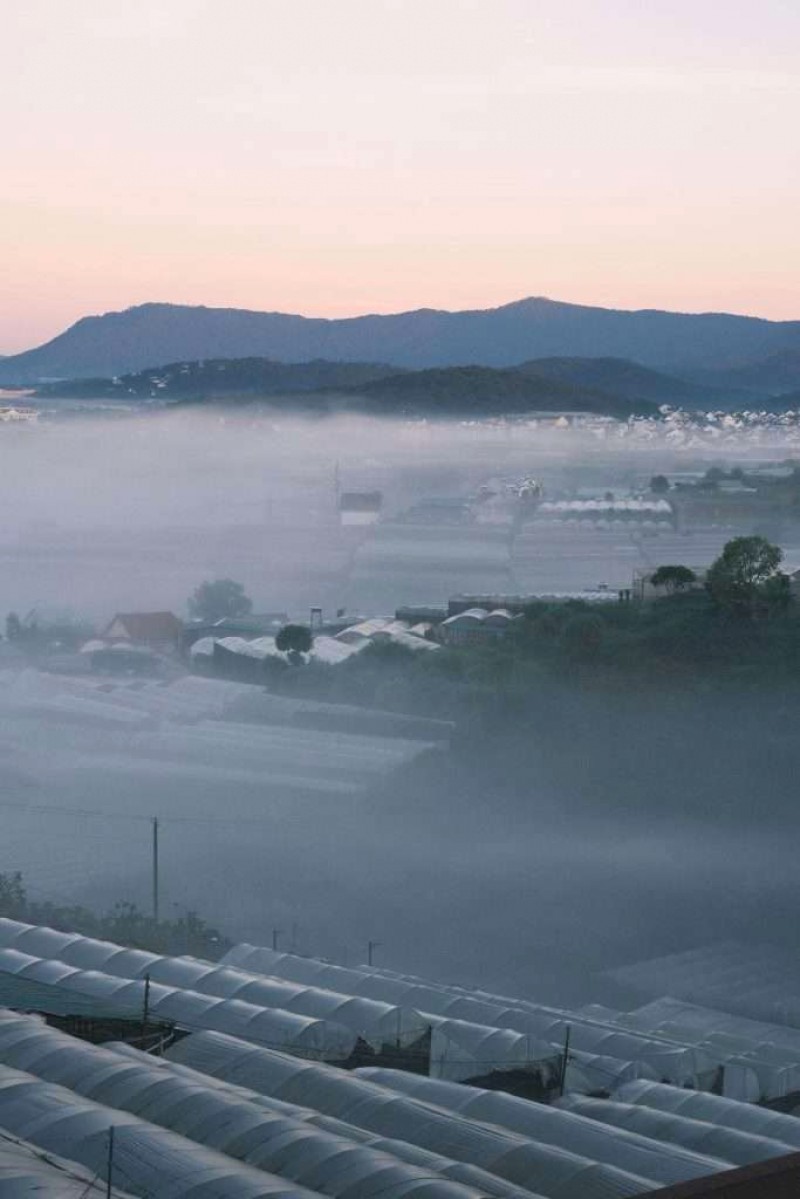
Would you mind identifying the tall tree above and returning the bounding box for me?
[650,565,697,594]
[706,536,785,616]
[188,578,253,622]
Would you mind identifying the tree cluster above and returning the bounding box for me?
[0,873,229,959]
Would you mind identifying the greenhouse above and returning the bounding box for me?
[354,1067,729,1186]
[0,1012,487,1199]
[0,1131,134,1198]
[0,919,427,1049]
[557,1094,798,1168]
[614,1079,800,1149]
[0,946,356,1059]
[110,1041,549,1199]
[166,1031,661,1198]
[0,1062,321,1198]
[219,943,720,1088]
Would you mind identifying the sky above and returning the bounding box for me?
[2,0,799,353]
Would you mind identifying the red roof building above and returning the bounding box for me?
[102,611,183,651]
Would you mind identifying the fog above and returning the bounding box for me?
[2,404,800,1006]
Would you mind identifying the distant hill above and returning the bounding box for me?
[515,356,736,407]
[37,357,657,419]
[342,365,655,418]
[3,296,800,383]
[36,357,401,400]
[688,349,800,397]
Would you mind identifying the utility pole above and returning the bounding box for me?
[151,817,159,924]
[272,928,282,952]
[367,940,381,967]
[106,1126,115,1199]
[142,972,151,1041]
[558,1024,571,1098]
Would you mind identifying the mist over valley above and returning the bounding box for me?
[3,404,800,1006]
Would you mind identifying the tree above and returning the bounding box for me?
[188,578,252,622]
[0,872,26,919]
[706,535,785,616]
[649,475,670,494]
[5,612,22,641]
[275,623,313,661]
[650,564,697,594]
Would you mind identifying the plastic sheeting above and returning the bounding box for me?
[0,946,355,1059]
[0,1012,484,1199]
[110,1041,551,1199]
[0,1130,134,1198]
[167,1031,660,1199]
[610,997,800,1099]
[0,1063,319,1199]
[557,1094,798,1168]
[0,919,425,1050]
[221,944,707,1088]
[355,1068,728,1186]
[614,1080,800,1151]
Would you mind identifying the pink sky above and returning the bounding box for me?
[3,0,799,353]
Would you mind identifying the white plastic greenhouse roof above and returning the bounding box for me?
[0,943,356,1059]
[0,1012,485,1199]
[614,1080,800,1150]
[603,997,800,1099]
[166,1031,658,1199]
[219,944,715,1088]
[557,1093,799,1169]
[108,1041,553,1199]
[0,1062,319,1199]
[0,1130,134,1198]
[0,670,436,795]
[354,1068,729,1186]
[0,920,426,1049]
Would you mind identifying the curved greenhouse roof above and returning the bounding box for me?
[0,1012,484,1199]
[219,944,714,1087]
[167,1031,659,1199]
[557,1094,798,1168]
[0,1063,321,1199]
[354,1068,728,1186]
[614,1080,800,1150]
[0,946,355,1059]
[0,1131,134,1198]
[0,920,425,1049]
[110,1040,546,1199]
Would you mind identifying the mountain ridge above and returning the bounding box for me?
[3,296,800,384]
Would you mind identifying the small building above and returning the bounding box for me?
[102,611,183,653]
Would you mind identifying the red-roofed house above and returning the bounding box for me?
[102,611,183,653]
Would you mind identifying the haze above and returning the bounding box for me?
[3,0,800,352]
[3,408,800,1004]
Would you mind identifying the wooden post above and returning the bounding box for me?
[106,1126,115,1199]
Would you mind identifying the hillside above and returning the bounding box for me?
[688,349,800,397]
[515,356,736,407]
[3,296,800,383]
[34,358,658,419]
[36,357,400,400]
[342,365,656,418]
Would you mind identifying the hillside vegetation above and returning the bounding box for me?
[37,356,660,419]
